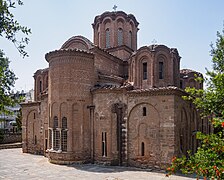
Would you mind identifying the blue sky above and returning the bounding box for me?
[1,0,224,91]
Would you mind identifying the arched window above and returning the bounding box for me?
[159,62,164,79]
[53,116,59,151]
[118,28,123,46]
[143,62,147,80]
[62,117,67,129]
[141,142,145,156]
[53,116,58,128]
[62,117,68,152]
[143,107,146,116]
[129,31,132,48]
[106,28,110,48]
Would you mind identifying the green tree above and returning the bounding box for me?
[0,0,31,114]
[167,27,224,179]
[0,0,31,57]
[0,50,17,113]
[15,108,22,131]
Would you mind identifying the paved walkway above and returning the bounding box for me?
[0,148,194,180]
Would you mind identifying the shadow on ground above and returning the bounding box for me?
[63,163,196,179]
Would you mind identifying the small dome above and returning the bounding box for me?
[60,35,94,51]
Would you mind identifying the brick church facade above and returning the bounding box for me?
[21,11,210,169]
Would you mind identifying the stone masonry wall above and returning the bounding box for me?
[127,93,176,169]
[93,90,126,165]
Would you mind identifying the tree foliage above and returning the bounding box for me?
[167,27,224,179]
[0,0,31,57]
[0,50,17,113]
[0,0,30,114]
[15,108,21,130]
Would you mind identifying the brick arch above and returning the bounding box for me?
[60,102,68,125]
[128,20,137,50]
[179,107,189,155]
[128,102,160,138]
[116,17,125,24]
[129,20,135,30]
[191,109,197,153]
[61,36,93,51]
[26,109,38,152]
[154,52,172,87]
[128,102,161,166]
[134,51,153,88]
[102,18,112,48]
[72,102,82,151]
[102,17,112,26]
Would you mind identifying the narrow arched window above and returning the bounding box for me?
[102,132,107,157]
[53,116,58,128]
[143,107,146,116]
[62,117,68,152]
[129,31,132,48]
[141,142,145,156]
[53,116,59,150]
[118,28,123,46]
[39,80,42,93]
[62,117,67,129]
[143,62,147,80]
[106,28,110,48]
[159,62,164,79]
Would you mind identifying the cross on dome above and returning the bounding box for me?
[113,5,117,11]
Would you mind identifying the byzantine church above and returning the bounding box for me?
[21,10,210,169]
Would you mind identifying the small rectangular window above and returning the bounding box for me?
[143,107,146,116]
[159,62,164,79]
[141,142,145,156]
[143,62,147,80]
